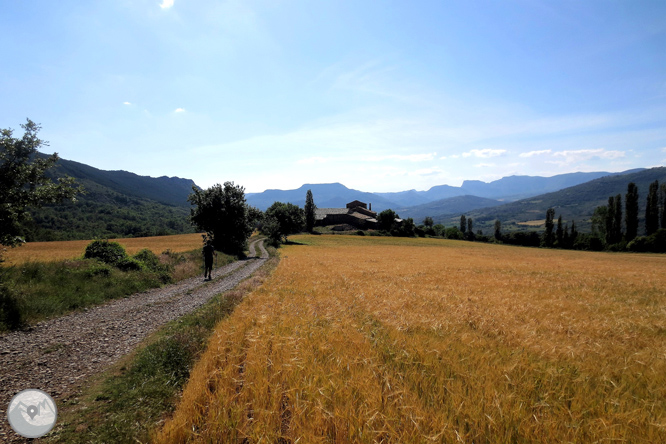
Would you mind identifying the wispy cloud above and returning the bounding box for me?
[462,149,507,158]
[548,148,625,166]
[174,108,186,113]
[519,149,552,157]
[159,0,174,9]
[123,101,132,106]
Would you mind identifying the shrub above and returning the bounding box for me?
[356,230,365,236]
[0,283,24,331]
[84,240,128,266]
[116,257,144,272]
[627,229,666,253]
[444,227,465,240]
[85,263,112,278]
[133,249,161,270]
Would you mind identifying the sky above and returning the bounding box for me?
[1,0,665,193]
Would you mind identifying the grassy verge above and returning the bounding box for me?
[0,246,235,332]
[44,247,277,444]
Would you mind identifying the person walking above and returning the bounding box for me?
[203,240,217,280]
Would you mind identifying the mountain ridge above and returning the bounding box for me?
[246,169,645,211]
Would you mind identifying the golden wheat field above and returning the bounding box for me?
[2,233,204,265]
[156,235,666,444]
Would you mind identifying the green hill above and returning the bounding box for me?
[434,167,666,235]
[20,154,198,241]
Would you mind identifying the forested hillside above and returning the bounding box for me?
[20,154,197,241]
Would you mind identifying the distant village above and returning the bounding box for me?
[315,200,401,231]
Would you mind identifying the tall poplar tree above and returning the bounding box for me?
[543,208,555,247]
[646,180,659,236]
[460,215,467,234]
[493,219,502,240]
[304,189,316,232]
[556,215,563,247]
[613,193,622,244]
[625,182,639,242]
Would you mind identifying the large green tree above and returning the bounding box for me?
[377,209,398,232]
[304,189,317,232]
[1,119,81,249]
[625,182,639,242]
[264,201,304,244]
[188,182,253,255]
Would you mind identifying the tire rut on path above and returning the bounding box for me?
[0,238,269,442]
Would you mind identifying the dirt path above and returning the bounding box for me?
[0,238,269,442]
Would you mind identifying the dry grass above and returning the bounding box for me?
[155,235,666,443]
[2,233,204,265]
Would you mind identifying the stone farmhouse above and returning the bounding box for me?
[315,200,379,230]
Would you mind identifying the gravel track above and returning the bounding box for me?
[0,238,269,442]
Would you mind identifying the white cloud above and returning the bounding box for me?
[159,0,174,9]
[519,149,551,157]
[462,149,507,158]
[123,101,132,106]
[548,148,626,166]
[475,163,497,168]
[174,108,186,113]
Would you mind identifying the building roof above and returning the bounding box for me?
[315,208,349,220]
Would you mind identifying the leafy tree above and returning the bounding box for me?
[304,189,317,232]
[188,182,253,255]
[543,208,555,247]
[445,227,465,240]
[1,119,81,249]
[247,206,264,229]
[591,205,608,241]
[392,217,416,237]
[466,218,474,240]
[646,180,659,236]
[377,209,398,232]
[264,202,304,244]
[606,194,622,245]
[570,220,578,246]
[625,182,639,242]
[556,215,563,247]
[563,224,570,249]
[432,224,445,237]
[423,216,434,228]
[460,215,467,234]
[605,196,615,245]
[493,219,502,241]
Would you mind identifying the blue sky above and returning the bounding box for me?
[2,0,665,193]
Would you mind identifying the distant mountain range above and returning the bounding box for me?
[246,167,666,235]
[245,169,645,213]
[24,152,664,241]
